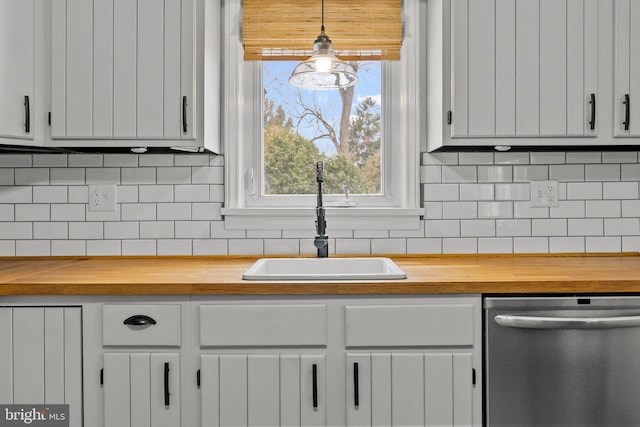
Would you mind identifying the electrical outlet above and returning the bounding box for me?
[530,180,559,207]
[88,184,117,212]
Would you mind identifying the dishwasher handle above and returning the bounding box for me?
[495,314,640,330]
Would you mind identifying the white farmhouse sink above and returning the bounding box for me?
[242,257,407,281]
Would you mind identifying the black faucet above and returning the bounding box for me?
[314,161,329,258]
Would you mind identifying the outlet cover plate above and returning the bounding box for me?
[88,184,117,212]
[530,180,559,207]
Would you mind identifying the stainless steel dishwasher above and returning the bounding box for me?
[485,296,640,427]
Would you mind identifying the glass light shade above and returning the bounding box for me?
[289,32,359,90]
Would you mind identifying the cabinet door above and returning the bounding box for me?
[346,352,474,427]
[51,0,195,141]
[0,307,82,426]
[200,354,326,427]
[103,352,180,427]
[614,0,640,136]
[450,0,598,138]
[0,0,35,143]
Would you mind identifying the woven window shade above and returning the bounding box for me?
[242,0,402,61]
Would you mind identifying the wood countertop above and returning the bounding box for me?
[1,254,640,296]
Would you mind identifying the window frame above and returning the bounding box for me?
[220,0,424,231]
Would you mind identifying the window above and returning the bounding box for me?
[220,0,424,230]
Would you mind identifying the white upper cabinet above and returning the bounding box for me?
[614,0,640,137]
[49,0,217,151]
[0,0,44,146]
[429,0,604,150]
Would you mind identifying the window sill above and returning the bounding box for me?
[221,208,424,231]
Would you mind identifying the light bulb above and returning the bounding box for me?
[315,57,332,73]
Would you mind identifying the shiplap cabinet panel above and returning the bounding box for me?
[0,0,40,145]
[200,354,326,427]
[0,307,82,426]
[104,352,180,427]
[346,352,474,427]
[50,0,195,143]
[615,0,640,137]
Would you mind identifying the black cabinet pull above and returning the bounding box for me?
[588,93,596,131]
[624,94,630,131]
[353,362,359,407]
[182,96,188,133]
[312,364,318,409]
[164,362,170,406]
[123,314,157,326]
[24,96,30,133]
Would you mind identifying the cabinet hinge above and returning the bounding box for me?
[48,112,51,127]
[447,110,452,125]
[472,368,476,387]
[100,368,104,386]
[196,369,201,388]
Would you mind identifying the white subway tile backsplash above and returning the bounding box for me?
[354,230,389,239]
[603,182,639,199]
[530,152,566,164]
[33,186,67,203]
[423,184,459,201]
[460,220,495,237]
[157,203,191,220]
[459,184,494,200]
[0,241,15,256]
[175,185,210,202]
[139,154,174,167]
[549,164,584,181]
[371,238,406,254]
[264,239,299,255]
[586,236,621,252]
[228,239,264,255]
[605,218,640,236]
[407,238,441,254]
[623,200,640,217]
[478,201,513,218]
[51,168,84,185]
[51,240,86,256]
[86,168,120,184]
[121,167,156,184]
[210,185,224,202]
[568,218,603,236]
[424,202,443,219]
[513,165,548,182]
[423,152,458,165]
[478,166,512,183]
[567,152,601,163]
[104,154,138,167]
[514,201,549,219]
[0,169,14,185]
[68,186,88,203]
[496,219,531,237]
[246,230,282,239]
[567,182,603,200]
[495,183,529,200]
[87,240,121,255]
[116,185,138,203]
[16,240,50,256]
[442,201,478,219]
[478,238,513,253]
[0,155,32,167]
[0,205,14,221]
[69,154,102,167]
[442,166,477,183]
[514,237,549,253]
[122,239,157,255]
[0,223,32,239]
[622,164,640,181]
[336,238,371,254]
[15,168,49,185]
[443,238,477,253]
[69,222,103,240]
[121,203,156,221]
[193,239,228,255]
[192,203,222,221]
[157,239,192,255]
[459,152,494,165]
[550,201,586,218]
[550,237,585,253]
[494,152,530,165]
[51,204,85,221]
[211,221,245,239]
[157,167,191,184]
[603,152,638,163]
[105,222,139,239]
[85,209,120,222]
[175,221,210,238]
[390,221,425,238]
[426,220,460,238]
[0,187,32,203]
[16,204,49,221]
[33,154,67,167]
[420,166,442,183]
[532,219,567,236]
[139,185,174,202]
[34,222,68,240]
[175,154,210,166]
[140,221,175,239]
[623,236,640,251]
[192,167,224,184]
[209,155,224,166]
[586,164,621,181]
[586,200,621,218]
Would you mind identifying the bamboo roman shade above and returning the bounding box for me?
[242,0,402,61]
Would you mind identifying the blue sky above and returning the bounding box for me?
[263,61,381,155]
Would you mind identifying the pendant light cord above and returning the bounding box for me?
[321,0,325,31]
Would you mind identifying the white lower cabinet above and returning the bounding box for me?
[346,352,473,427]
[0,307,82,426]
[103,352,180,427]
[200,353,325,427]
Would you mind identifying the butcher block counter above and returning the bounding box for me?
[0,253,639,295]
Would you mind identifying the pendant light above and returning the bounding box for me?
[288,0,359,90]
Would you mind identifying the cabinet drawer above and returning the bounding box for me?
[344,304,474,347]
[199,304,327,347]
[102,304,181,347]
